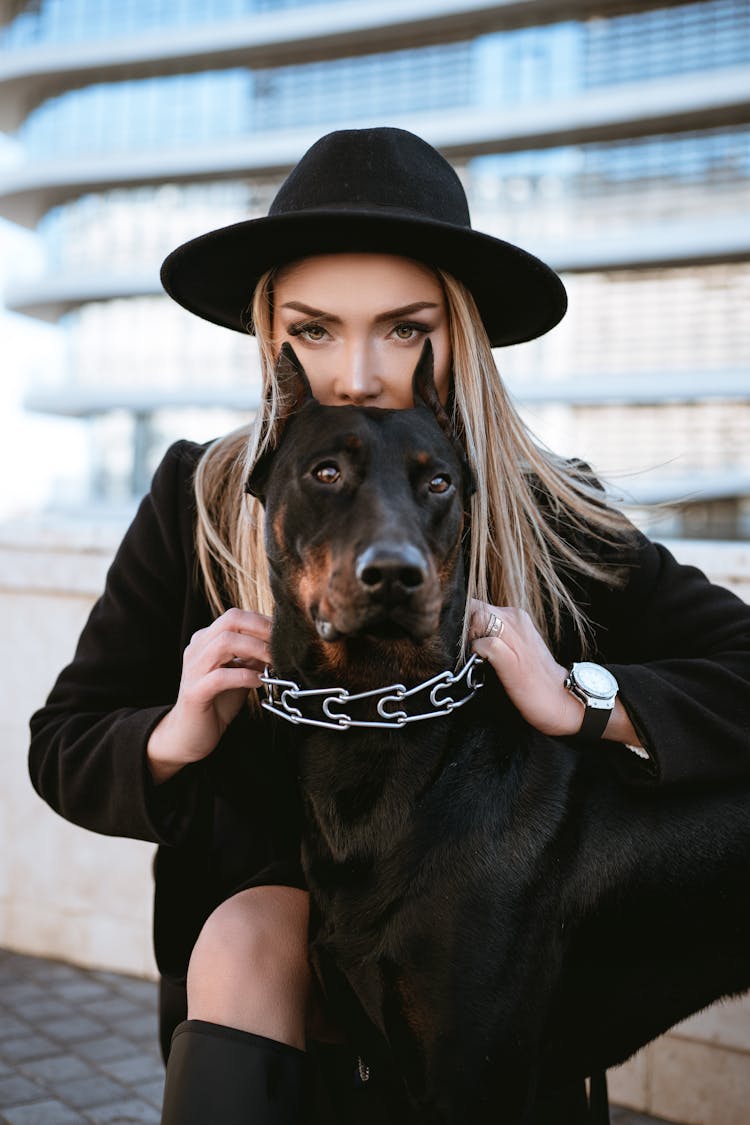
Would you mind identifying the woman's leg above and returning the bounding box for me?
[187,885,312,1047]
[160,885,313,1124]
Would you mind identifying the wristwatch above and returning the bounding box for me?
[564,662,619,740]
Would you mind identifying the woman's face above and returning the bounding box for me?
[271,253,452,409]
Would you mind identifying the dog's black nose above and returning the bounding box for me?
[355,543,428,598]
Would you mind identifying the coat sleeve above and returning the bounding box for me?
[595,534,750,787]
[28,440,212,846]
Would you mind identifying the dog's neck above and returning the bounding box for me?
[267,578,485,865]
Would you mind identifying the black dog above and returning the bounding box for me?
[248,343,750,1124]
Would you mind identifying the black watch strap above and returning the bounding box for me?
[578,703,613,740]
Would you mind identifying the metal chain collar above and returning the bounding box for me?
[259,653,485,732]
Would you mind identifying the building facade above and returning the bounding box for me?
[0,0,749,532]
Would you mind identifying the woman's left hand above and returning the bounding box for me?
[469,600,584,738]
[470,600,643,746]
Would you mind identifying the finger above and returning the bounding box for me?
[187,665,266,702]
[202,607,275,643]
[191,629,272,674]
[208,608,273,640]
[186,613,272,659]
[468,600,489,638]
[209,665,266,690]
[225,657,268,677]
[471,636,505,662]
[219,633,272,669]
[471,616,521,664]
[468,601,507,641]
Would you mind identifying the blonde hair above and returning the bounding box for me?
[194,264,633,661]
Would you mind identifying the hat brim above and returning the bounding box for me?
[160,209,566,348]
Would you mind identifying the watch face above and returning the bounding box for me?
[574,662,618,699]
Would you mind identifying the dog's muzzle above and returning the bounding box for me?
[312,541,440,642]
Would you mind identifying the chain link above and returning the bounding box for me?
[260,654,485,731]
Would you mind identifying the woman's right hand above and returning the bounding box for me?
[147,608,272,784]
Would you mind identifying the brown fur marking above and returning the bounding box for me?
[395,973,436,1044]
[296,543,333,619]
[272,505,287,554]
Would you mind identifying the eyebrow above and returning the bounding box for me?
[280,300,439,324]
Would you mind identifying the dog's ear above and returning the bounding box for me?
[245,343,314,500]
[412,340,452,440]
[411,340,476,503]
[275,342,315,417]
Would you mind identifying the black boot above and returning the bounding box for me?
[160,1019,308,1124]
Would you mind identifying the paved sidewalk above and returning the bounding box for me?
[0,949,162,1124]
[1,947,682,1124]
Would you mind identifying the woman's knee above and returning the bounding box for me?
[186,885,311,1043]
[190,885,310,987]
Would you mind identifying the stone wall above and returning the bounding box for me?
[0,520,156,979]
[1,523,748,1121]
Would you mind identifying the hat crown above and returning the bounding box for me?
[269,127,471,228]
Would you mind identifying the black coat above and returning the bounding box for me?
[28,440,750,1082]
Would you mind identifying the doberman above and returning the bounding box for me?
[247,343,750,1125]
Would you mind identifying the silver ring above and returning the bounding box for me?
[484,612,504,639]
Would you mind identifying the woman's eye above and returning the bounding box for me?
[393,321,429,341]
[429,474,451,493]
[312,462,340,484]
[289,322,328,342]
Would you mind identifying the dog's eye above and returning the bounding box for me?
[312,462,340,484]
[429,474,451,493]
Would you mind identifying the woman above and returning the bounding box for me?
[29,128,750,1124]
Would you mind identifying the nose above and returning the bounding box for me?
[335,341,381,404]
[355,542,428,601]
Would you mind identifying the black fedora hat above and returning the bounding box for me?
[160,127,566,347]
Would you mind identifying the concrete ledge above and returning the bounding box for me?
[660,538,750,601]
[611,999,750,1125]
[0,529,156,978]
[0,535,118,596]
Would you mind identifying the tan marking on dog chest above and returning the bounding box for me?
[314,637,349,676]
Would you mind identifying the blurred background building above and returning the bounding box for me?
[0,0,748,528]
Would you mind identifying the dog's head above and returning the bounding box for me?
[247,341,474,681]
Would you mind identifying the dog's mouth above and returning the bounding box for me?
[315,616,415,643]
[312,603,439,645]
[315,616,343,642]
